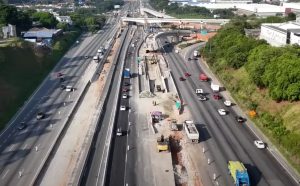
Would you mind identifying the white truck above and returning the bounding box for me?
[211,83,220,92]
[183,120,199,143]
[193,50,199,57]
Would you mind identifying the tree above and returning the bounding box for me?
[56,22,68,31]
[32,12,58,28]
[286,12,296,21]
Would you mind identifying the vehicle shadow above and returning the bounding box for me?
[244,163,262,186]
[195,123,211,142]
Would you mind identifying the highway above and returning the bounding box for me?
[81,26,133,186]
[157,35,298,186]
[0,15,119,186]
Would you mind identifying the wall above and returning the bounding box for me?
[260,25,287,47]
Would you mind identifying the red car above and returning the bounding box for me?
[122,87,129,92]
[184,72,191,77]
[213,94,222,100]
[179,77,185,81]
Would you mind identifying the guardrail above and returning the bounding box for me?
[75,27,130,186]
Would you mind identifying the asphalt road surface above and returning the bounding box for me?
[81,26,133,186]
[0,16,118,186]
[157,36,298,186]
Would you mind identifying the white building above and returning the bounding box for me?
[55,16,73,25]
[260,22,300,46]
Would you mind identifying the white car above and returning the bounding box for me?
[218,109,227,115]
[224,100,232,107]
[116,128,122,136]
[65,86,73,92]
[120,105,126,111]
[195,89,203,94]
[254,140,266,149]
[175,49,179,53]
[122,94,128,99]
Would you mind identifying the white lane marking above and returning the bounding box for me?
[1,169,9,179]
[8,144,15,151]
[22,144,28,150]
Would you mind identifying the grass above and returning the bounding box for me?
[0,31,80,129]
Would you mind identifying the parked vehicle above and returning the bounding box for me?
[66,85,73,92]
[93,55,99,62]
[228,161,250,186]
[36,112,45,120]
[236,116,245,123]
[183,120,199,143]
[184,72,191,77]
[218,109,227,115]
[199,73,208,81]
[179,77,185,81]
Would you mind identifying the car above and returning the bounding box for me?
[60,84,66,90]
[254,140,266,149]
[17,122,27,130]
[184,72,191,77]
[224,100,231,106]
[122,87,128,92]
[122,94,128,99]
[66,85,73,92]
[195,89,203,94]
[164,41,169,43]
[218,109,227,115]
[213,94,222,100]
[179,77,185,81]
[124,82,130,86]
[198,95,207,101]
[120,105,126,111]
[57,72,63,78]
[76,40,79,44]
[235,116,245,123]
[36,112,45,120]
[175,50,179,53]
[188,57,191,61]
[59,77,65,82]
[84,56,89,59]
[116,128,123,136]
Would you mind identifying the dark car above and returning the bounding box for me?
[198,95,207,101]
[188,57,191,61]
[122,87,129,92]
[60,84,66,90]
[184,72,191,77]
[36,112,45,120]
[17,122,27,130]
[124,82,130,86]
[59,77,65,82]
[236,116,245,123]
[57,72,63,78]
[213,94,222,100]
[179,77,185,81]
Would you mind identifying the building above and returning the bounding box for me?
[22,28,63,46]
[260,22,300,46]
[55,16,73,25]
[1,24,16,39]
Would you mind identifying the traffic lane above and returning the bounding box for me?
[83,28,130,186]
[168,49,274,185]
[0,25,116,183]
[185,50,297,185]
[170,43,295,185]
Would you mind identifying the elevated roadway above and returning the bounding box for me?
[121,17,230,24]
[140,7,174,18]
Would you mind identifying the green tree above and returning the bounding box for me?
[56,22,68,31]
[286,12,296,21]
[32,12,58,28]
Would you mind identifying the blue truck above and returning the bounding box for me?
[123,68,131,78]
[228,161,250,186]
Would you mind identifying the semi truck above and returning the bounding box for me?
[123,68,131,78]
[228,161,250,186]
[183,120,199,143]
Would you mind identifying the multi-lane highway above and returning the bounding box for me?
[0,15,119,186]
[157,35,298,185]
[81,25,134,186]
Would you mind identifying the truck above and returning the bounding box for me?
[183,120,199,143]
[193,50,199,57]
[228,161,250,186]
[199,73,208,81]
[123,68,131,78]
[211,83,220,92]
